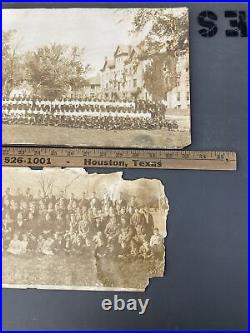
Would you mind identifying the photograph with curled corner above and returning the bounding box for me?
[2,168,169,291]
[2,7,190,148]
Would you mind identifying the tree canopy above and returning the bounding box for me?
[2,30,90,99]
[130,8,189,100]
[25,44,90,99]
[2,30,24,97]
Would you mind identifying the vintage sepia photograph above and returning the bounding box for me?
[2,7,190,148]
[2,168,168,291]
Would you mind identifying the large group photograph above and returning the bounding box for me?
[2,7,191,148]
[2,168,168,291]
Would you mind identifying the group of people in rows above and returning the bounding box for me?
[2,95,178,131]
[2,187,165,261]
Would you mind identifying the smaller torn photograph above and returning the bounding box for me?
[2,168,169,291]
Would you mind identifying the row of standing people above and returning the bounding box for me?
[2,96,164,112]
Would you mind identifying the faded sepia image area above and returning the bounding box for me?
[2,8,190,148]
[2,168,168,291]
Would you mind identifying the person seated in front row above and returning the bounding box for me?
[93,230,106,259]
[7,232,28,255]
[139,240,152,260]
[40,233,55,256]
[149,227,164,259]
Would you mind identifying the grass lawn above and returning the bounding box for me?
[2,251,164,290]
[3,124,191,149]
[2,251,98,288]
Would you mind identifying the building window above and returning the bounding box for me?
[133,79,137,88]
[177,92,181,101]
[186,92,190,101]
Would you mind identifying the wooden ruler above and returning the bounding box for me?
[2,146,237,171]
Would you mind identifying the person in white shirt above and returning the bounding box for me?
[7,233,28,255]
[150,228,164,259]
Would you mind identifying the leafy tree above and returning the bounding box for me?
[67,46,90,98]
[2,30,24,96]
[130,8,189,100]
[25,43,90,99]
